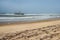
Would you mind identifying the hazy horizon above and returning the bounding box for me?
[0,0,60,14]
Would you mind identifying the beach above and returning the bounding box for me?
[0,18,60,40]
[0,0,60,40]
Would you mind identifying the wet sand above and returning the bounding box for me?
[0,18,60,40]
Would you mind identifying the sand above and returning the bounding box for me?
[0,18,60,40]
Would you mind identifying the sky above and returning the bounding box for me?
[0,0,60,13]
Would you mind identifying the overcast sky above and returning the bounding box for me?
[0,0,60,13]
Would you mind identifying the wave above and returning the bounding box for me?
[0,15,60,22]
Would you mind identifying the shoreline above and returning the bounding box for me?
[0,17,60,26]
[0,17,60,36]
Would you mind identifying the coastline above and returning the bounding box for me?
[0,17,60,40]
[0,17,60,32]
[0,17,60,26]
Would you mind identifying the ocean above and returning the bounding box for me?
[0,14,60,23]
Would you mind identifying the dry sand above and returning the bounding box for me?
[0,19,60,40]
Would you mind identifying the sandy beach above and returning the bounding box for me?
[0,18,60,40]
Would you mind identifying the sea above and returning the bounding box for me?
[0,13,60,23]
